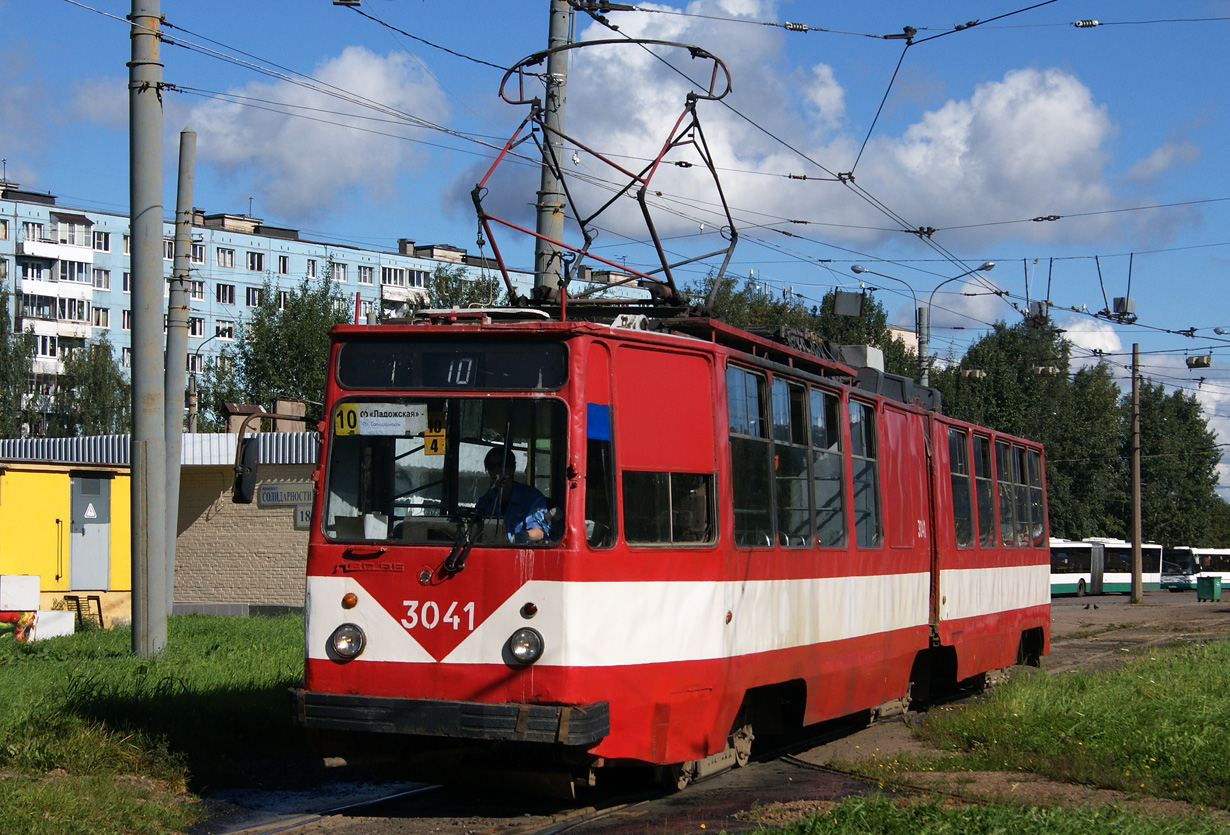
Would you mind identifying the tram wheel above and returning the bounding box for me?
[655,761,696,792]
[731,724,754,767]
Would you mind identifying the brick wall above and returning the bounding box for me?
[174,465,312,607]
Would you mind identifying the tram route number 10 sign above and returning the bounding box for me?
[334,402,428,437]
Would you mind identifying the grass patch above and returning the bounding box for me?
[0,614,314,831]
[913,641,1230,808]
[746,793,1221,835]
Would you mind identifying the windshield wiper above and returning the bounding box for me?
[443,510,487,574]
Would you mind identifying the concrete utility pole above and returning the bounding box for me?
[165,129,195,616]
[533,0,571,292]
[1131,342,1143,603]
[130,0,168,655]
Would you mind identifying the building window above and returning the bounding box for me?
[22,222,45,242]
[92,307,110,328]
[190,280,205,301]
[277,290,290,310]
[187,353,204,374]
[278,255,289,275]
[412,269,429,288]
[0,259,7,282]
[216,320,235,340]
[306,259,317,278]
[216,283,235,305]
[188,317,206,337]
[332,262,347,283]
[381,266,406,286]
[123,234,130,255]
[92,269,111,290]
[191,243,205,264]
[123,272,131,293]
[92,230,110,252]
[247,251,264,272]
[246,286,262,306]
[163,239,175,260]
[56,221,90,247]
[0,220,8,240]
[122,310,132,330]
[37,335,57,358]
[121,347,131,368]
[59,261,91,283]
[216,248,235,268]
[20,262,43,283]
[21,294,54,320]
[58,298,89,322]
[216,354,233,373]
[357,265,374,285]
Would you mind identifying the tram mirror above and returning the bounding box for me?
[233,437,258,504]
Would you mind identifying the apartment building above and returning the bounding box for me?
[0,181,534,405]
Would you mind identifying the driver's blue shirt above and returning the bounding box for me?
[477,481,550,543]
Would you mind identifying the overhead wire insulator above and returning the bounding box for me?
[1073,19,1100,28]
[783,21,809,32]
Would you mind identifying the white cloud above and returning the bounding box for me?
[1124,140,1200,183]
[181,46,450,220]
[0,52,51,186]
[1056,314,1123,369]
[72,77,128,129]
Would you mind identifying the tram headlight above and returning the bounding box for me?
[329,623,366,660]
[508,627,544,665]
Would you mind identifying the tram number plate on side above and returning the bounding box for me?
[401,600,476,632]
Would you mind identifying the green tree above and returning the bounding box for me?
[1129,381,1221,546]
[51,333,131,436]
[426,263,503,309]
[0,283,36,437]
[235,272,351,423]
[1206,497,1230,547]
[192,347,245,433]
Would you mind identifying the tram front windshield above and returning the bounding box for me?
[324,397,566,546]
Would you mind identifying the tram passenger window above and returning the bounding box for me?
[773,380,811,547]
[1013,447,1030,546]
[622,471,715,545]
[727,367,773,547]
[995,440,1015,548]
[1027,449,1046,547]
[973,435,995,547]
[849,400,881,548]
[810,388,845,547]
[948,428,973,547]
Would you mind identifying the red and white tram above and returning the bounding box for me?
[287,311,1049,790]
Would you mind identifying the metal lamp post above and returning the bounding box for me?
[919,262,995,386]
[851,265,921,383]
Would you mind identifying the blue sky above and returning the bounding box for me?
[7,0,1230,492]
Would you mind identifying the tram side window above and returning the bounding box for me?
[623,472,715,545]
[772,379,811,547]
[1013,446,1030,546]
[973,435,995,547]
[811,387,845,547]
[727,367,774,547]
[995,440,1015,548]
[948,428,973,547]
[849,400,881,548]
[1027,449,1046,547]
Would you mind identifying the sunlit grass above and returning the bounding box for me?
[0,614,309,831]
[913,641,1230,808]
[746,794,1223,835]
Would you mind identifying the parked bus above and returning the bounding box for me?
[1162,546,1200,591]
[1050,537,1161,596]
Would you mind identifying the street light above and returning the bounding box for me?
[187,331,221,433]
[919,262,994,386]
[850,265,922,383]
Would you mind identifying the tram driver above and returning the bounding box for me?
[477,447,552,543]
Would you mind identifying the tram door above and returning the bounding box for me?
[70,474,111,590]
[1089,541,1104,595]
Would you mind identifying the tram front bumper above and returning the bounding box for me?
[291,689,609,747]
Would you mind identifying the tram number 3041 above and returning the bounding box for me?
[401,600,476,631]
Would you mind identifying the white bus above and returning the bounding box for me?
[1050,537,1162,596]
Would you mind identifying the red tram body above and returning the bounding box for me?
[292,313,1049,786]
